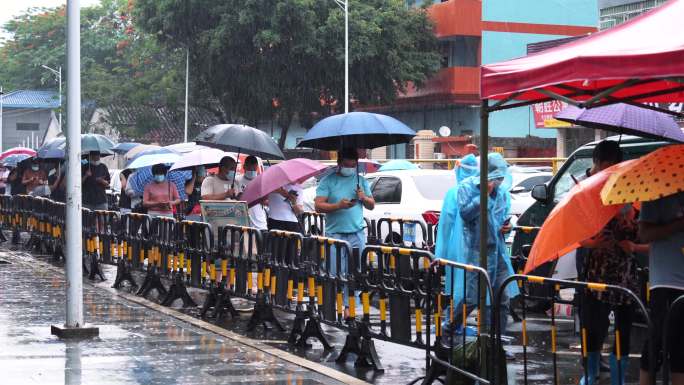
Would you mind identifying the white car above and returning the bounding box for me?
[509,166,553,216]
[364,169,456,247]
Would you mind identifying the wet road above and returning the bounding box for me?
[0,250,351,385]
[1,241,649,385]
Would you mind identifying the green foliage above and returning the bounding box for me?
[134,0,441,147]
[0,0,188,138]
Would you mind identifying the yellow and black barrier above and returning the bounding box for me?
[301,211,325,236]
[661,294,684,385]
[376,217,431,250]
[136,215,176,300]
[492,275,653,385]
[112,212,149,290]
[418,258,495,385]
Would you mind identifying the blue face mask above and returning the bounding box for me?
[339,167,356,177]
[80,159,88,165]
[226,171,236,180]
[244,170,257,180]
[154,174,165,183]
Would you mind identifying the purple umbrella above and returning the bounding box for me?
[555,103,684,142]
[241,158,327,207]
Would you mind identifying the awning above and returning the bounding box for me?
[481,0,684,106]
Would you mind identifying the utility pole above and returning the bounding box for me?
[51,0,99,339]
[0,86,4,151]
[333,0,349,113]
[184,48,189,143]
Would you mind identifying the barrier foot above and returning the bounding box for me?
[112,260,137,290]
[336,320,384,371]
[420,363,443,385]
[52,245,64,261]
[137,268,167,300]
[88,254,106,282]
[199,285,217,319]
[296,308,333,350]
[82,255,90,277]
[161,273,197,308]
[213,287,239,322]
[247,293,285,332]
[0,229,7,243]
[11,229,20,245]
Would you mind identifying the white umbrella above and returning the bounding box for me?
[126,153,181,170]
[164,142,209,154]
[169,148,230,171]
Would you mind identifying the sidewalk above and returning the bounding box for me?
[0,249,362,385]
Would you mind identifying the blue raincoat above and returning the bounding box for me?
[451,153,519,307]
[434,155,479,294]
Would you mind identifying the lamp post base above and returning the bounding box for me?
[51,324,99,339]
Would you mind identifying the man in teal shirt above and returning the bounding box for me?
[315,147,375,315]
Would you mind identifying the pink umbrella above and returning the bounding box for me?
[0,147,36,160]
[241,158,327,207]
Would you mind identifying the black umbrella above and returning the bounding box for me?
[194,124,285,160]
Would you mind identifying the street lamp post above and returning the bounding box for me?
[51,0,98,339]
[1,86,4,151]
[41,64,62,130]
[333,0,349,114]
[184,48,189,143]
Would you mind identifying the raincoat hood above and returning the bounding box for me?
[487,153,508,181]
[456,154,479,182]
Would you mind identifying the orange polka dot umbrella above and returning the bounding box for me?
[524,161,636,274]
[601,144,684,205]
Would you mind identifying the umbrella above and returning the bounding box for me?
[195,124,285,160]
[378,159,419,172]
[298,112,416,151]
[2,153,32,168]
[601,144,684,205]
[169,148,227,171]
[0,147,36,160]
[124,144,159,160]
[127,166,192,200]
[555,103,684,142]
[112,142,142,154]
[80,133,116,154]
[164,142,209,154]
[523,160,636,274]
[241,158,327,207]
[36,137,66,159]
[125,147,178,167]
[126,153,181,170]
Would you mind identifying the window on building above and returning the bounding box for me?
[16,123,40,131]
[439,36,480,68]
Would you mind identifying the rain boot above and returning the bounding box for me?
[579,351,601,385]
[610,354,628,385]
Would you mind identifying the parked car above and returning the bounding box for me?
[512,135,670,279]
[509,166,553,217]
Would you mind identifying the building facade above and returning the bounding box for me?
[368,0,598,158]
[0,90,60,151]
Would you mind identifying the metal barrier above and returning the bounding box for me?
[301,211,325,236]
[137,216,175,299]
[493,275,653,385]
[376,217,431,250]
[418,259,495,385]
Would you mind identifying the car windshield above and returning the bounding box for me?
[412,174,456,200]
[553,157,593,202]
[515,175,551,192]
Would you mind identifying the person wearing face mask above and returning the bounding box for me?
[235,155,268,231]
[184,165,207,221]
[446,152,519,339]
[315,147,375,315]
[22,159,48,196]
[143,164,180,218]
[82,151,110,210]
[201,155,238,201]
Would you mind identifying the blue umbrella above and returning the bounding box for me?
[112,142,142,154]
[37,137,66,159]
[2,153,32,168]
[555,103,684,142]
[127,166,192,200]
[378,159,420,172]
[299,112,416,150]
[126,153,181,170]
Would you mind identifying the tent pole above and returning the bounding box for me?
[479,99,489,309]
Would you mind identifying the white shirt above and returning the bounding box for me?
[236,174,268,230]
[268,184,303,223]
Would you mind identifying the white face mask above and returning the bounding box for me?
[244,170,257,180]
[339,167,355,177]
[91,160,100,166]
[31,165,39,171]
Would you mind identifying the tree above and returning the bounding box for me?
[0,0,195,138]
[134,0,440,148]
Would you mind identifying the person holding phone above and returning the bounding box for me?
[143,164,180,218]
[315,147,375,316]
[82,151,110,210]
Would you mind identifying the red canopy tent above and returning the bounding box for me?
[473,3,684,384]
[481,0,684,107]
